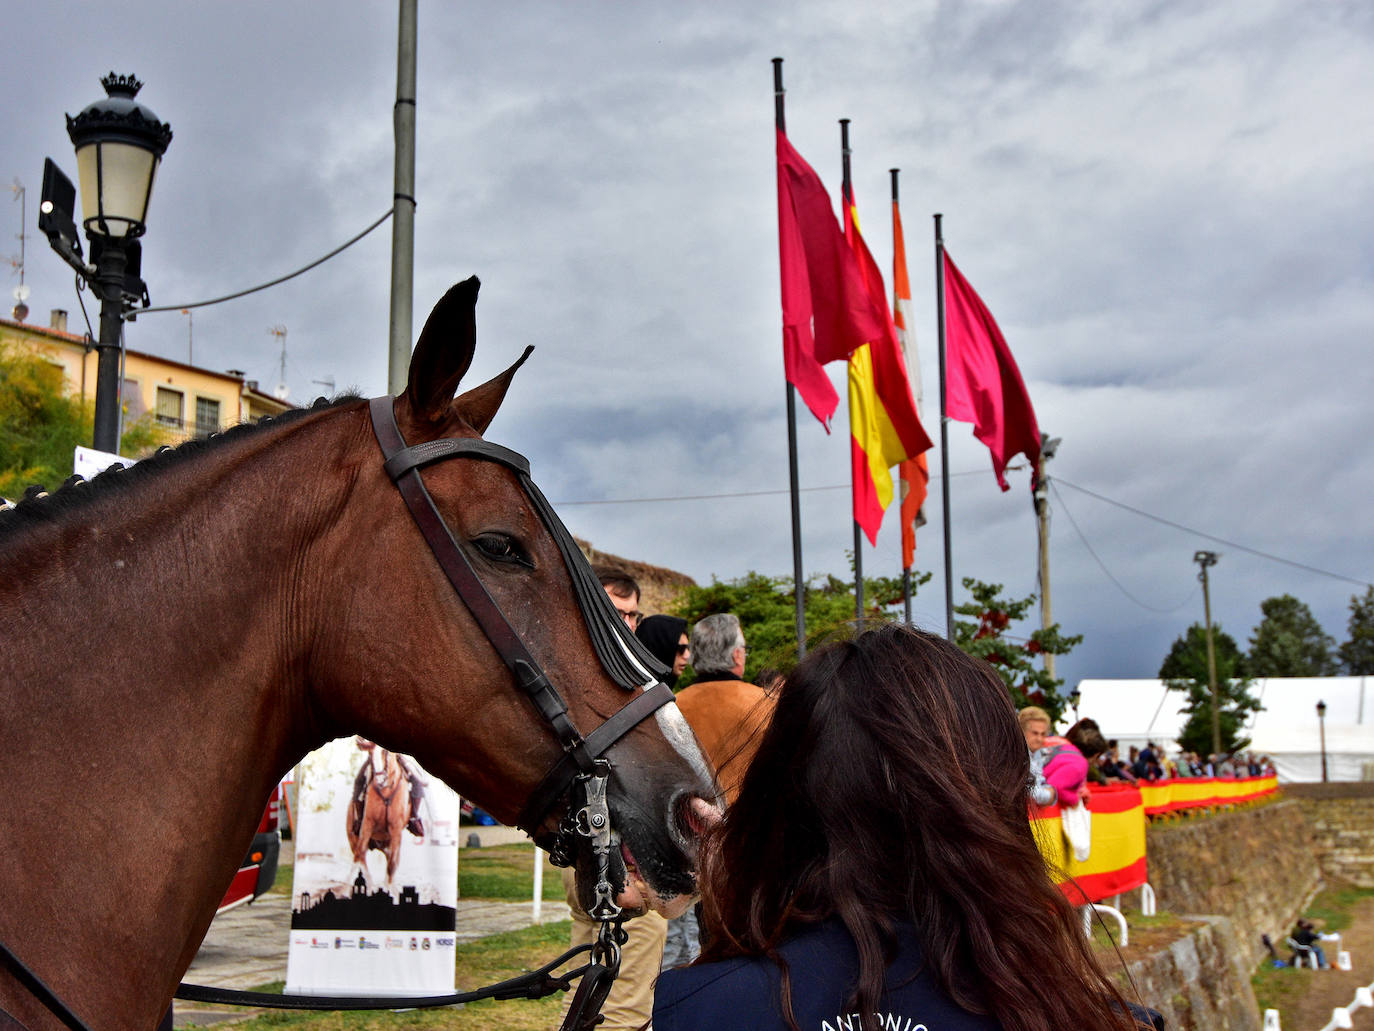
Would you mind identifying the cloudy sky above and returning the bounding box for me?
[6,1,1372,691]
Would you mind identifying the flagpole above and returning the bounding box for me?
[893,168,913,626]
[840,117,864,629]
[774,57,808,660]
[934,213,954,641]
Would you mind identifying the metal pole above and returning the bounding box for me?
[774,57,807,659]
[840,118,864,629]
[892,167,914,627]
[1035,438,1054,680]
[1317,702,1329,782]
[1194,550,1221,757]
[92,242,128,453]
[934,214,953,640]
[387,0,418,394]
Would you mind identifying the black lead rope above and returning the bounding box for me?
[0,937,93,1031]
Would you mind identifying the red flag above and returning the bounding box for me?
[892,197,928,569]
[942,251,1041,491]
[842,186,933,545]
[775,129,892,427]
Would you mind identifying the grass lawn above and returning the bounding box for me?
[268,843,563,902]
[458,844,565,901]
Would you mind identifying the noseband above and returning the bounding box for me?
[369,396,675,922]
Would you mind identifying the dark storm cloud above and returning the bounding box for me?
[5,1,1372,694]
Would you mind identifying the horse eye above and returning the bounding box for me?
[472,533,531,567]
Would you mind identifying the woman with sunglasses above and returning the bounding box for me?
[654,623,1157,1031]
[635,614,691,687]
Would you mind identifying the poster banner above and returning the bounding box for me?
[285,737,459,996]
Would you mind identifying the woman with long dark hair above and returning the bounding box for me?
[654,623,1152,1031]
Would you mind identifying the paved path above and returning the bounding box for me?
[174,831,570,1027]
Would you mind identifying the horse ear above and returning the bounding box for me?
[403,277,480,423]
[454,346,534,435]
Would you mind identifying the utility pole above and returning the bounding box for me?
[1194,550,1222,757]
[388,0,418,394]
[1033,433,1061,681]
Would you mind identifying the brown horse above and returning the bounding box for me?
[0,278,717,1029]
[346,739,413,894]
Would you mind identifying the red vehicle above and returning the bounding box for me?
[216,783,282,913]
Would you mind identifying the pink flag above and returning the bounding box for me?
[943,251,1040,490]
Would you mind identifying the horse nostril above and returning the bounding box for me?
[677,794,722,843]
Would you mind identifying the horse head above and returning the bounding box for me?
[1065,717,1109,760]
[318,277,717,918]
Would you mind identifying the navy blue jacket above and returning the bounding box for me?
[654,918,1003,1031]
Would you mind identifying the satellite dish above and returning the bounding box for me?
[13,284,30,301]
[273,384,290,401]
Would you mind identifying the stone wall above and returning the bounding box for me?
[1145,800,1320,970]
[1285,783,1374,888]
[1124,790,1374,1030]
[1124,916,1261,1031]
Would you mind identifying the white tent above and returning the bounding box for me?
[1071,676,1374,783]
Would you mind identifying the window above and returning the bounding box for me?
[194,396,221,438]
[121,378,146,422]
[155,387,184,428]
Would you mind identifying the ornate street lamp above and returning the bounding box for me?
[1317,699,1329,783]
[43,73,172,453]
[68,72,172,239]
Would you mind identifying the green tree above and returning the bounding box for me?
[1338,586,1374,675]
[1247,594,1337,676]
[0,342,169,499]
[1159,622,1259,755]
[951,577,1081,719]
[670,566,931,686]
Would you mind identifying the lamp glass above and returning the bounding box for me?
[74,140,159,237]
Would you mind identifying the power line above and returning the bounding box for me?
[1054,477,1372,590]
[552,466,992,507]
[1050,481,1198,614]
[132,208,394,317]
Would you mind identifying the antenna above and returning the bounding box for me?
[312,376,336,397]
[10,179,27,321]
[269,325,289,400]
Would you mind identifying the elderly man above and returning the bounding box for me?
[674,613,775,808]
[662,613,775,972]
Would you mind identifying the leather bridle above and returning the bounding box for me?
[368,395,678,924]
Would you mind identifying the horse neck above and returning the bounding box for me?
[0,403,371,1021]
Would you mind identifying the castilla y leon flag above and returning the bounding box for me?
[842,186,932,545]
[891,196,928,569]
[775,129,893,428]
[942,251,1041,491]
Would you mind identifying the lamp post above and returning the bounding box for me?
[1317,699,1329,783]
[65,72,172,453]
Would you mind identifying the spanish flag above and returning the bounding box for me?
[843,185,932,545]
[892,195,928,569]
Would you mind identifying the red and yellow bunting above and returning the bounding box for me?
[1028,776,1279,905]
[1137,774,1277,815]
